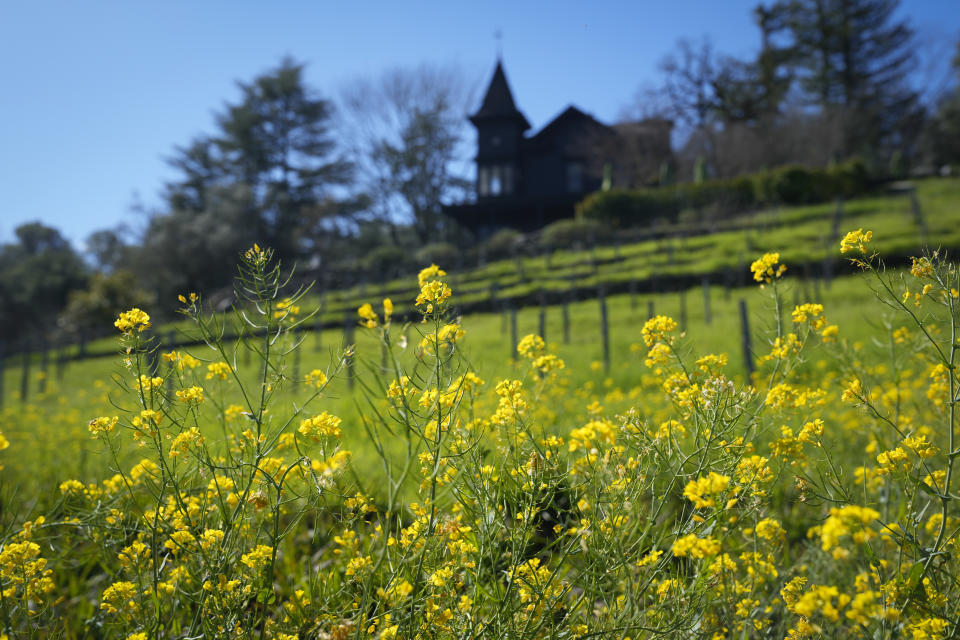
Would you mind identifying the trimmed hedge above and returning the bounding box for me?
[578,160,872,227]
[539,218,610,250]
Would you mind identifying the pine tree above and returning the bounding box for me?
[212,57,354,261]
[924,39,960,167]
[775,0,922,158]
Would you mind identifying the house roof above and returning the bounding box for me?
[522,105,615,153]
[528,106,611,141]
[470,61,531,130]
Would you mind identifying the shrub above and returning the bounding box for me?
[360,244,413,279]
[481,228,525,260]
[414,242,459,268]
[831,157,871,197]
[579,162,876,227]
[539,218,610,250]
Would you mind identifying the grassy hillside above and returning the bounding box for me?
[54,176,960,360]
[0,181,950,497]
[0,260,913,501]
[2,225,958,638]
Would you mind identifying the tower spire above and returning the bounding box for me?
[469,59,530,131]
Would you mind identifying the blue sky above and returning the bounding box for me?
[1,0,957,248]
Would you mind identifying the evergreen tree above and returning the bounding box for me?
[0,223,87,344]
[774,0,922,158]
[924,39,960,168]
[164,57,355,262]
[162,136,223,214]
[710,4,794,126]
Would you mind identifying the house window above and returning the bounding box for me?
[490,166,502,196]
[566,162,583,193]
[478,166,490,196]
[479,164,514,197]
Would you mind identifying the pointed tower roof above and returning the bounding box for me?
[470,61,531,130]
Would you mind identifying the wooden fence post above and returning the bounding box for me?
[56,342,67,381]
[147,332,160,376]
[509,305,518,360]
[0,343,5,409]
[343,314,355,391]
[702,277,712,325]
[538,289,547,342]
[562,296,570,344]
[165,330,176,396]
[20,343,30,403]
[293,327,302,384]
[314,296,325,352]
[909,189,929,243]
[831,196,844,243]
[739,299,755,381]
[599,287,610,373]
[38,337,49,394]
[647,299,655,320]
[679,289,688,332]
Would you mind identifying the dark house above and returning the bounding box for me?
[445,61,673,236]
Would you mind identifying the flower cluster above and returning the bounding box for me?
[114,308,151,334]
[750,252,787,283]
[4,236,960,640]
[840,228,873,254]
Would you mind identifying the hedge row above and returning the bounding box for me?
[577,160,872,226]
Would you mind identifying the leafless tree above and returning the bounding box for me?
[338,64,480,244]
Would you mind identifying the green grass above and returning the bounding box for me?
[1,178,953,506]
[0,262,909,508]
[58,177,959,360]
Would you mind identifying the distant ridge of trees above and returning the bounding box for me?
[643,0,936,181]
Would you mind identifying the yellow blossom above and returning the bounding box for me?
[298,412,342,440]
[683,472,730,509]
[305,369,328,389]
[642,315,678,347]
[358,303,378,328]
[88,415,119,436]
[240,544,273,570]
[750,252,786,283]
[176,386,205,404]
[840,228,873,254]
[205,362,231,380]
[114,308,151,334]
[672,534,721,558]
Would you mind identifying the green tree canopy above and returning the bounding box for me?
[0,223,87,345]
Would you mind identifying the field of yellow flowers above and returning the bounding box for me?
[0,233,957,639]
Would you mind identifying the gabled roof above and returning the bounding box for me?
[528,106,611,141]
[523,105,615,152]
[470,61,531,130]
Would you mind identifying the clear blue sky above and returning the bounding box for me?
[1,0,957,248]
